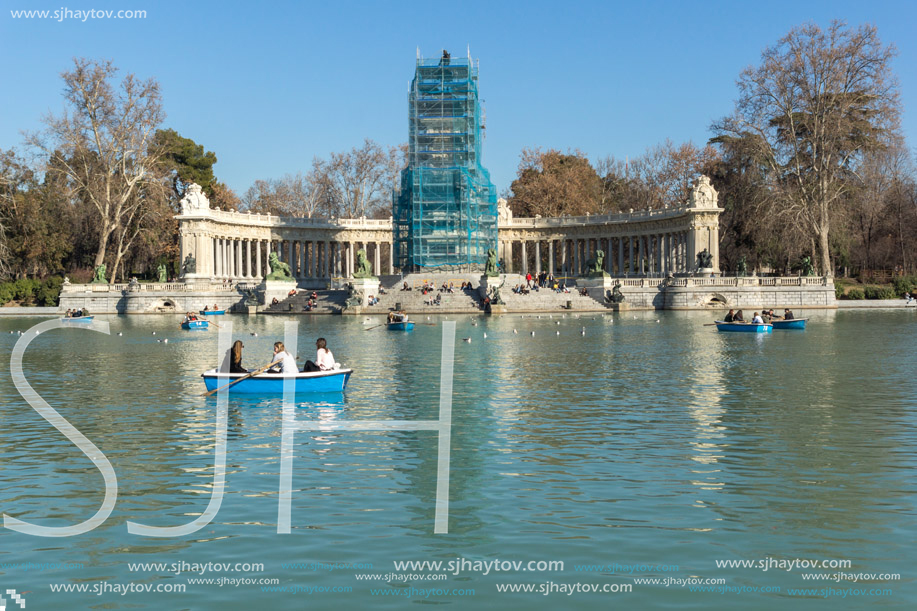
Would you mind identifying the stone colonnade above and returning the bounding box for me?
[204,236,394,281]
[497,231,701,276]
[178,210,394,283]
[177,189,722,282]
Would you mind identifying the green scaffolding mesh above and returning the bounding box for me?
[394,54,498,271]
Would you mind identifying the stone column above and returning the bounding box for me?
[534,241,541,275]
[374,242,381,276]
[548,240,555,276]
[388,242,394,274]
[521,241,527,275]
[255,240,262,279]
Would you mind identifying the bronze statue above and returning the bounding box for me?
[607,281,625,304]
[182,254,196,275]
[91,263,107,284]
[266,252,294,281]
[696,249,713,269]
[736,255,747,277]
[343,283,364,309]
[584,250,608,277]
[157,263,168,283]
[484,247,500,277]
[352,248,375,279]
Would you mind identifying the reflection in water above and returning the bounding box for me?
[0,310,914,609]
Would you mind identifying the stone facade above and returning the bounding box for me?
[174,175,725,286]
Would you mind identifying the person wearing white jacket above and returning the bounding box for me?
[268,341,298,374]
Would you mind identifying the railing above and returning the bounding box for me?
[500,206,692,229]
[190,208,395,230]
[665,276,830,288]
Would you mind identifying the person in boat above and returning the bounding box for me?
[724,309,735,322]
[761,309,772,323]
[751,311,765,324]
[783,308,795,320]
[65,309,72,318]
[267,341,298,374]
[302,337,335,372]
[733,309,745,322]
[212,304,218,311]
[220,340,248,373]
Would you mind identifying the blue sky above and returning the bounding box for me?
[2,0,915,197]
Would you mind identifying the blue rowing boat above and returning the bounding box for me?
[714,321,772,333]
[181,319,209,330]
[387,321,415,331]
[771,318,807,330]
[201,368,353,394]
[200,310,225,316]
[61,315,94,323]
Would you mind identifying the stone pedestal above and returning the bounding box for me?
[577,274,613,290]
[261,280,297,306]
[696,267,714,277]
[608,302,630,312]
[350,278,380,306]
[247,305,258,315]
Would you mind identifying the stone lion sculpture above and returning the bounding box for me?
[266,252,294,281]
[484,247,499,277]
[584,250,607,276]
[352,248,375,278]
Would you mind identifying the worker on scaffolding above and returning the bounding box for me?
[440,49,450,66]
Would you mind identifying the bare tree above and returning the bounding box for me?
[713,21,901,275]
[323,139,401,218]
[28,58,166,279]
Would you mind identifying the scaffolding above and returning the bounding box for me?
[394,53,498,271]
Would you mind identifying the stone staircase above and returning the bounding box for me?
[369,287,484,314]
[262,289,348,314]
[500,286,608,312]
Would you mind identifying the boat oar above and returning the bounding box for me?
[200,317,224,329]
[201,359,280,397]
[364,324,387,331]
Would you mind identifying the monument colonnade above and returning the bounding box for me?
[176,177,724,282]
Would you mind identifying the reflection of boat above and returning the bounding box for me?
[200,310,225,315]
[771,318,807,330]
[387,321,415,331]
[714,321,772,333]
[61,316,94,323]
[201,368,353,394]
[182,320,209,330]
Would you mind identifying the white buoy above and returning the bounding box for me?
[462,337,471,343]
[163,338,169,343]
[152,331,156,335]
[118,332,123,336]
[251,332,258,337]
[556,321,560,325]
[531,331,535,337]
[556,330,560,335]
[513,329,518,334]
[483,332,487,338]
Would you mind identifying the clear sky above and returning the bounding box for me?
[2,0,915,198]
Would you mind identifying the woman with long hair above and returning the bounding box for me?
[302,338,335,372]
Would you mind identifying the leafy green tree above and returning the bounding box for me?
[154,128,217,198]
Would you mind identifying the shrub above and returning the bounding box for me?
[36,277,64,307]
[12,278,40,303]
[864,285,896,300]
[892,275,917,298]
[835,283,845,300]
[0,283,13,305]
[845,288,865,300]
